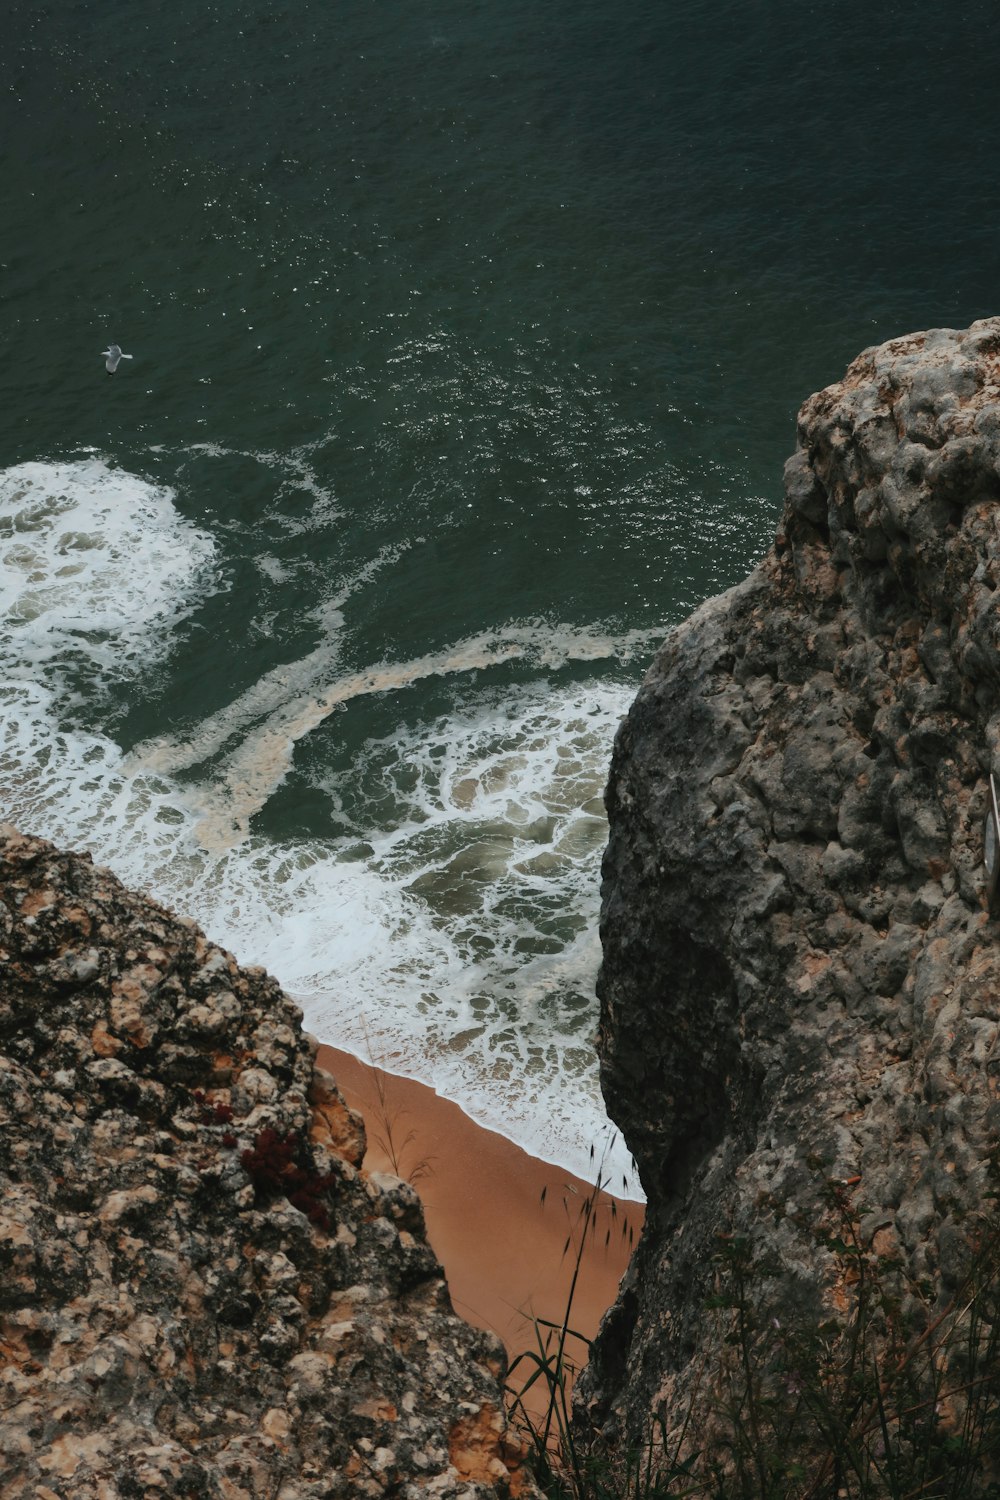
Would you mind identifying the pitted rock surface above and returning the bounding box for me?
[0,827,536,1499]
[580,319,1000,1452]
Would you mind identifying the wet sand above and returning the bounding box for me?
[319,1046,642,1386]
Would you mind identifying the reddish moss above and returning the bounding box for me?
[193,1089,234,1126]
[240,1127,335,1230]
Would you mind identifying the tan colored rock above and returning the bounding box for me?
[0,827,539,1499]
[308,1065,366,1167]
[449,1404,536,1497]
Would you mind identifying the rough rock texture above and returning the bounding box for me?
[0,826,537,1499]
[580,319,1000,1453]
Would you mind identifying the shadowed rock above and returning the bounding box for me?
[579,319,1000,1472]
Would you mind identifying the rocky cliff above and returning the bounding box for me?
[580,319,1000,1481]
[0,826,536,1499]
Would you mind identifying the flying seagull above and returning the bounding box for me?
[101,344,133,375]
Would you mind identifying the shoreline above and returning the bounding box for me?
[318,1044,643,1375]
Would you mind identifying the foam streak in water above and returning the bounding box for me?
[132,623,657,849]
[0,458,646,1196]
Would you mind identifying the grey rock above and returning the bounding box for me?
[579,318,1000,1479]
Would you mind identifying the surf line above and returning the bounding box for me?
[127,624,659,853]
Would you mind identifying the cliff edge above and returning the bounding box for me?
[581,318,1000,1479]
[0,826,536,1499]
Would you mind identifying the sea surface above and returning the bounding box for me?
[2,1,999,1195]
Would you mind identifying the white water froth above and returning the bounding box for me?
[0,459,647,1197]
[129,620,654,852]
[0,459,217,680]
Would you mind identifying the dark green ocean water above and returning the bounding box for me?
[2,0,999,1185]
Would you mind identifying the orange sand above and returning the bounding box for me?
[319,1046,642,1385]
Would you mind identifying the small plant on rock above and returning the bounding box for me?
[362,1024,434,1186]
[240,1127,336,1231]
[508,1154,1000,1499]
[192,1089,234,1126]
[506,1139,645,1498]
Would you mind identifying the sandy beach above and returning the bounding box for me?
[319,1046,642,1396]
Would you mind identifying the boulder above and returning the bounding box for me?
[580,319,1000,1486]
[0,826,536,1499]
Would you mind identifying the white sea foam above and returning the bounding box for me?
[0,458,647,1197]
[130,621,653,852]
[180,439,342,531]
[0,459,217,681]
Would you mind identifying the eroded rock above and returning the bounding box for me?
[0,826,536,1498]
[580,319,1000,1469]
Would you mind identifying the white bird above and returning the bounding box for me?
[101,344,133,375]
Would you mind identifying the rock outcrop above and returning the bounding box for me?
[0,827,536,1498]
[581,319,1000,1472]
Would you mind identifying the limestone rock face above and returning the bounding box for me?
[0,827,536,1499]
[581,319,1000,1451]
